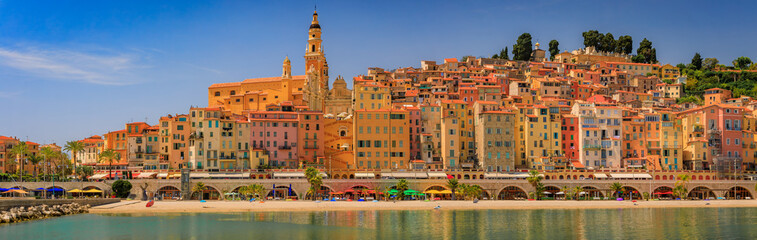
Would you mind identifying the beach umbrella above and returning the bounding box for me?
[556,192,565,195]
[543,191,551,195]
[403,189,418,195]
[387,189,399,194]
[68,189,83,193]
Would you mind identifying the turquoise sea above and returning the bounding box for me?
[2,208,757,239]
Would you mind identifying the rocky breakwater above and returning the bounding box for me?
[0,203,90,224]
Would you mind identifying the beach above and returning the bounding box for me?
[89,199,757,214]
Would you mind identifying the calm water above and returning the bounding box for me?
[2,208,757,239]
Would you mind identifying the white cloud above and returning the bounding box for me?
[0,91,20,98]
[0,46,150,85]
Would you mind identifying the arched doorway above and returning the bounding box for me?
[498,186,527,200]
[652,186,674,200]
[194,186,220,200]
[312,186,332,200]
[581,186,604,200]
[619,186,642,200]
[688,186,716,200]
[157,186,181,200]
[725,186,752,199]
[267,185,297,200]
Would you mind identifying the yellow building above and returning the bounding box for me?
[518,105,562,170]
[440,100,475,169]
[658,64,680,81]
[323,115,354,170]
[353,108,409,169]
[353,82,391,111]
[659,111,683,170]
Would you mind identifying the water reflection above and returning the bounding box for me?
[2,208,757,239]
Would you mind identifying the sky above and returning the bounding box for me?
[1,0,756,145]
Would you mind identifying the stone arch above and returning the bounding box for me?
[266,185,297,200]
[573,175,578,180]
[581,186,604,199]
[464,174,470,179]
[157,186,181,199]
[725,186,753,200]
[705,176,711,180]
[497,186,527,200]
[652,186,674,199]
[688,186,716,200]
[424,185,449,192]
[192,185,220,200]
[662,175,668,180]
[669,175,675,180]
[349,174,355,179]
[697,175,703,180]
[558,175,564,180]
[83,186,102,191]
[544,175,550,180]
[655,175,660,180]
[620,186,642,200]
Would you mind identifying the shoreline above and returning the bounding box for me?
[89,199,757,214]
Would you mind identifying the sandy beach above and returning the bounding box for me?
[89,199,757,214]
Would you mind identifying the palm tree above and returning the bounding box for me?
[467,184,483,200]
[395,179,409,200]
[98,149,119,181]
[674,174,691,200]
[193,182,206,201]
[27,155,43,181]
[240,184,266,200]
[304,167,323,200]
[573,186,583,200]
[610,182,624,199]
[458,183,469,200]
[534,182,546,200]
[526,170,542,199]
[40,146,58,181]
[561,186,571,200]
[64,141,84,169]
[9,142,29,181]
[446,178,459,200]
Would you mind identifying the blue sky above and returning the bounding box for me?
[1,0,756,145]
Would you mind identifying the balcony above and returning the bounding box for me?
[692,125,704,133]
[303,145,319,150]
[583,145,601,150]
[279,145,292,150]
[219,156,237,160]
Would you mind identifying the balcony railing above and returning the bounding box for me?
[583,145,602,150]
[279,145,292,150]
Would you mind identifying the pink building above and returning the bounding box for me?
[249,109,299,168]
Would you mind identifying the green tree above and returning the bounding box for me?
[112,179,132,198]
[98,149,119,181]
[574,186,583,200]
[691,53,703,70]
[502,47,509,60]
[304,167,323,200]
[9,142,29,179]
[703,58,719,70]
[526,170,542,199]
[446,178,459,200]
[193,182,206,201]
[64,141,84,169]
[492,53,499,59]
[239,184,266,200]
[636,38,657,63]
[615,35,633,54]
[582,30,601,49]
[601,33,615,52]
[548,40,559,61]
[395,179,409,200]
[40,146,59,180]
[512,33,532,61]
[733,56,753,70]
[75,166,94,181]
[610,182,624,198]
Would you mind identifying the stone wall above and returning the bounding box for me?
[0,199,120,211]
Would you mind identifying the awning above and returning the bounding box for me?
[273,172,305,178]
[483,173,529,179]
[89,173,107,179]
[157,173,169,178]
[191,173,211,179]
[571,160,586,169]
[593,173,608,179]
[355,173,375,178]
[427,172,448,178]
[209,173,249,179]
[384,172,428,178]
[68,189,83,193]
[169,173,181,179]
[83,189,103,193]
[137,172,157,178]
[610,173,652,179]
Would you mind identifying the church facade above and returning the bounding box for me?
[207,11,351,116]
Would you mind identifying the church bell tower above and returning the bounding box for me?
[304,10,328,111]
